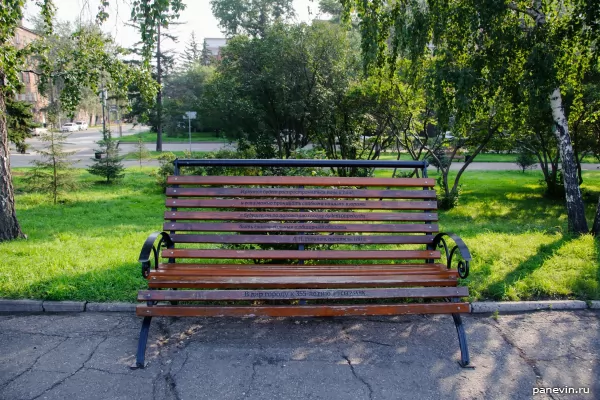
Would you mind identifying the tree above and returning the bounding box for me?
[180,31,201,69]
[200,40,213,66]
[88,130,124,183]
[6,96,38,153]
[516,150,537,173]
[134,137,151,168]
[127,16,181,151]
[342,0,600,233]
[162,63,214,135]
[1,0,167,242]
[210,0,295,37]
[25,131,77,204]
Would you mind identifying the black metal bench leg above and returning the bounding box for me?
[452,313,474,369]
[133,316,152,369]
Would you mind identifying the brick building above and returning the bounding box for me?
[13,24,48,124]
[204,38,227,61]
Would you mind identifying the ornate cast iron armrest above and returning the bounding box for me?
[432,232,472,279]
[139,232,174,278]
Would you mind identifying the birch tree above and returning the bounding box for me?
[342,0,600,234]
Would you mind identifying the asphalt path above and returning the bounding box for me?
[8,125,233,168]
[0,310,597,399]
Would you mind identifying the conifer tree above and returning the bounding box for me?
[200,39,212,66]
[88,129,124,183]
[26,131,78,204]
[134,137,151,168]
[181,31,201,69]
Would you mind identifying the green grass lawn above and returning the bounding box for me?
[1,168,599,302]
[122,150,208,160]
[118,131,229,143]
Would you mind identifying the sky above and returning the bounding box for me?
[23,0,320,54]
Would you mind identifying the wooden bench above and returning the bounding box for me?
[134,159,473,369]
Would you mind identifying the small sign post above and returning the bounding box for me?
[184,112,197,152]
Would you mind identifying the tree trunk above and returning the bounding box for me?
[591,196,600,236]
[0,87,25,242]
[549,88,588,234]
[156,24,163,152]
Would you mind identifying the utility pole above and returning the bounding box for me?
[156,24,163,152]
[101,87,107,140]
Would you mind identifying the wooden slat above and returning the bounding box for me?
[137,302,470,317]
[149,268,457,277]
[166,187,436,199]
[157,263,446,270]
[138,287,469,301]
[161,249,441,260]
[167,175,436,187]
[165,198,437,210]
[164,222,438,233]
[164,211,439,222]
[169,234,435,245]
[147,274,455,289]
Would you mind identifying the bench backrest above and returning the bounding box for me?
[162,173,441,264]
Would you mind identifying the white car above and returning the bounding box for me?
[61,123,78,132]
[75,121,88,130]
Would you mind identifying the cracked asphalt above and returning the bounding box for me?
[0,310,598,400]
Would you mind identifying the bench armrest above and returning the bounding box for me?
[139,232,174,278]
[432,232,471,279]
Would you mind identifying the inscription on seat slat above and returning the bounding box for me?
[166,198,437,210]
[167,175,436,187]
[165,222,438,233]
[169,234,435,245]
[164,211,439,221]
[138,287,469,301]
[166,187,437,199]
[161,249,441,260]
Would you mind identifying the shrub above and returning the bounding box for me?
[515,151,537,173]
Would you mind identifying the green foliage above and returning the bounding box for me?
[133,138,151,168]
[436,176,461,211]
[516,151,537,173]
[24,131,77,204]
[128,0,186,65]
[6,97,37,153]
[87,133,124,183]
[161,64,214,135]
[155,151,177,190]
[203,21,362,162]
[425,149,451,172]
[210,0,295,37]
[180,31,201,70]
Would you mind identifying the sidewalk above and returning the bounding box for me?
[0,310,597,399]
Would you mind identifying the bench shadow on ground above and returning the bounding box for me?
[135,309,598,399]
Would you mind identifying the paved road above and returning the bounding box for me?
[0,310,597,399]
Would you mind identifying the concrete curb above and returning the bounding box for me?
[0,300,44,312]
[42,301,86,312]
[86,302,136,312]
[471,300,588,313]
[0,299,598,314]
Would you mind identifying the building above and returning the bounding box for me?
[204,38,227,61]
[12,23,48,124]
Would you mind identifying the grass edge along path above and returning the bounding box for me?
[118,130,229,143]
[1,168,599,302]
